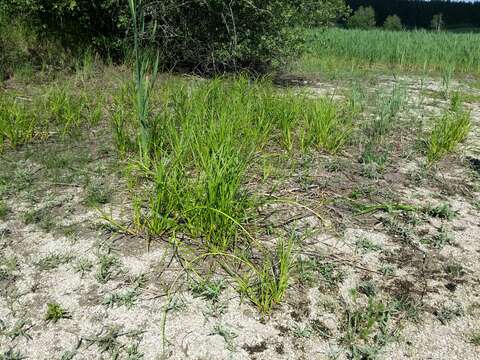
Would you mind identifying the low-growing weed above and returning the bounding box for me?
[0,257,19,281]
[424,203,457,220]
[434,303,463,324]
[45,302,71,322]
[0,348,26,360]
[95,254,121,283]
[103,289,139,309]
[355,238,382,254]
[126,343,144,360]
[23,207,56,232]
[445,261,465,278]
[420,225,454,249]
[0,320,32,341]
[85,182,112,207]
[358,280,377,297]
[210,324,237,351]
[292,324,313,338]
[296,257,319,286]
[191,279,225,302]
[84,326,124,356]
[342,298,396,359]
[36,253,73,271]
[379,265,395,277]
[73,258,94,277]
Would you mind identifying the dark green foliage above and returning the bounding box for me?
[383,15,402,31]
[347,6,376,29]
[1,1,348,73]
[0,1,127,52]
[296,0,351,27]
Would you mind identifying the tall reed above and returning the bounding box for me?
[128,0,159,167]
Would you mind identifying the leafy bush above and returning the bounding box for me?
[149,0,302,72]
[297,0,351,27]
[347,6,376,29]
[383,15,403,31]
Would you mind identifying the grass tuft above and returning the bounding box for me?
[425,104,471,163]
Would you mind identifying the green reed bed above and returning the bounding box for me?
[299,28,480,75]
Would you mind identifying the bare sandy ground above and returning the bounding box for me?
[1,74,479,359]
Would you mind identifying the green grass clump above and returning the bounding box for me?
[0,200,8,219]
[360,83,406,177]
[45,85,101,136]
[425,108,471,163]
[138,78,267,250]
[121,77,354,252]
[0,97,37,151]
[115,76,357,312]
[0,85,101,152]
[128,0,159,168]
[302,98,353,153]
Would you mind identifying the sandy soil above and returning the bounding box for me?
[1,73,479,359]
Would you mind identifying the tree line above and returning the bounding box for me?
[346,0,480,29]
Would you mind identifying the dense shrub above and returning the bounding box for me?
[149,1,301,72]
[347,6,376,29]
[383,15,402,31]
[1,0,348,73]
